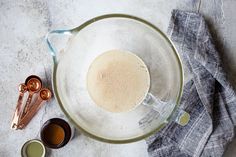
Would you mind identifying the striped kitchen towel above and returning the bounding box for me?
[147,10,236,157]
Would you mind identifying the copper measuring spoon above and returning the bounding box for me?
[11,84,28,129]
[18,88,52,129]
[22,75,42,115]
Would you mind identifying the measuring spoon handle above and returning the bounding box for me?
[11,92,25,129]
[18,98,44,129]
[22,93,34,116]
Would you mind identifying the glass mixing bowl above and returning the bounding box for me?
[46,14,187,143]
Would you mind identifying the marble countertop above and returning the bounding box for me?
[1,0,236,156]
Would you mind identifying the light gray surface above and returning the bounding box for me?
[0,0,235,157]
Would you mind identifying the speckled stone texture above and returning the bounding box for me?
[0,0,236,157]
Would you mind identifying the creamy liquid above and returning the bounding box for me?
[87,50,150,112]
[26,141,44,157]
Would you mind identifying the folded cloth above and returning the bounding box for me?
[147,9,236,157]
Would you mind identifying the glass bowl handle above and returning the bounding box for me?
[142,93,190,126]
[45,29,72,63]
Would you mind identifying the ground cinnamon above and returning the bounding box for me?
[43,123,65,145]
[41,118,72,149]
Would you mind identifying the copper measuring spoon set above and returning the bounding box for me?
[11,75,52,130]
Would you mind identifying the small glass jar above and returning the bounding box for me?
[40,118,74,149]
[21,139,46,157]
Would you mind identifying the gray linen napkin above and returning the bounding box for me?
[147,10,236,157]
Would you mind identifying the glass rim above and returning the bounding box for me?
[51,13,184,144]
